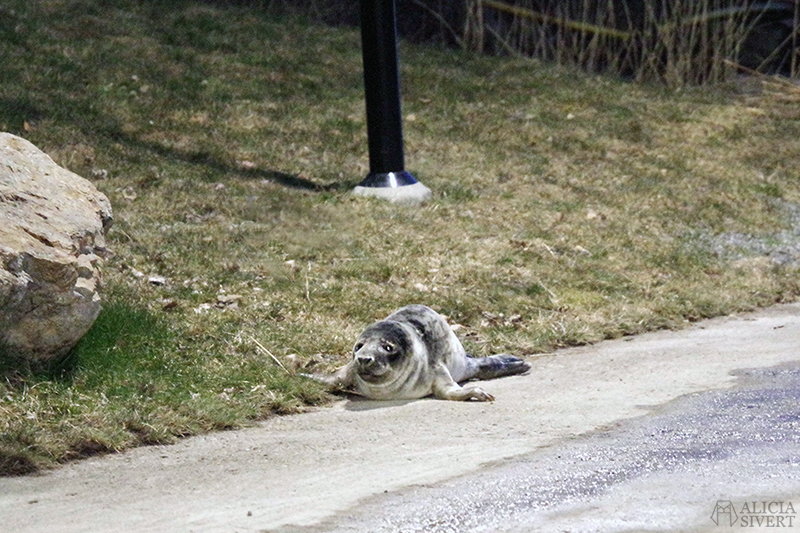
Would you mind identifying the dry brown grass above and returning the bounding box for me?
[1,0,799,474]
[468,0,798,85]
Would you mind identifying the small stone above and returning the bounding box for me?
[216,294,242,309]
[121,186,137,201]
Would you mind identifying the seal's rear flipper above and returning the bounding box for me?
[466,354,530,381]
[431,364,495,401]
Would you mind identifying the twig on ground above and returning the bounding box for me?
[249,336,289,373]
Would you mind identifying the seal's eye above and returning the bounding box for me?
[381,342,395,353]
[353,342,364,353]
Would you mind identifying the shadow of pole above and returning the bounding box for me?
[97,127,357,191]
[0,98,357,192]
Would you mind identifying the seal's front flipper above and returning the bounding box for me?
[304,363,355,391]
[431,364,495,402]
[466,354,530,381]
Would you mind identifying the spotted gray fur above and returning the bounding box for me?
[311,305,530,401]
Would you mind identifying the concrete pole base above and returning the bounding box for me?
[352,181,432,205]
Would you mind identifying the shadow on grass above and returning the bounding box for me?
[0,448,40,477]
[0,299,174,477]
[98,127,357,192]
[0,297,161,386]
[0,95,356,193]
[0,1,365,193]
[0,102,356,192]
[0,348,77,388]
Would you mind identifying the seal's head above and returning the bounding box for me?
[351,321,415,384]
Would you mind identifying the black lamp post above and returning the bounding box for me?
[353,0,431,203]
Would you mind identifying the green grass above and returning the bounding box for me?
[2,0,800,474]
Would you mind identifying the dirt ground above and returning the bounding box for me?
[2,303,799,532]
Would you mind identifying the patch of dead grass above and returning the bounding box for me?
[1,0,799,474]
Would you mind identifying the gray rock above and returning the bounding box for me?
[0,133,113,363]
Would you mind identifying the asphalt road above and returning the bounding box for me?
[2,303,799,533]
[290,360,800,532]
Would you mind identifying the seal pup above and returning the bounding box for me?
[311,305,530,401]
